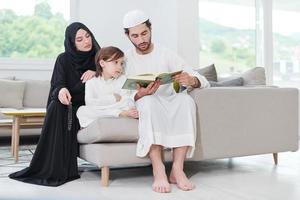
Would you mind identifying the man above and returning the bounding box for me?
[123,10,209,193]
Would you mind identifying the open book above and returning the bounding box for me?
[122,70,183,90]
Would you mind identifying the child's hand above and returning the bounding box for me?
[113,93,122,102]
[120,107,139,119]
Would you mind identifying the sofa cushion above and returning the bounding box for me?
[0,77,16,119]
[0,79,25,109]
[22,79,50,108]
[217,67,266,86]
[241,67,266,86]
[210,77,244,87]
[77,117,139,143]
[195,64,218,82]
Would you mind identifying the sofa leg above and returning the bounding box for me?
[272,153,278,165]
[101,166,109,187]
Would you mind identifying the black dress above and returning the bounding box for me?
[9,22,100,186]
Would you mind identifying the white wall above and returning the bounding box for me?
[0,0,199,80]
[0,59,54,80]
[71,0,199,66]
[177,0,199,68]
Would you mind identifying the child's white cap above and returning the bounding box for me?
[123,10,149,29]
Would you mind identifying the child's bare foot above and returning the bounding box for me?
[152,163,171,193]
[169,167,195,191]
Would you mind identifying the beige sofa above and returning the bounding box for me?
[1,75,299,187]
[77,86,299,186]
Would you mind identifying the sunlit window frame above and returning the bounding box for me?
[198,0,273,84]
[0,0,77,73]
[256,0,273,85]
[0,0,274,84]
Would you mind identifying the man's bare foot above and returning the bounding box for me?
[152,163,171,193]
[169,167,195,191]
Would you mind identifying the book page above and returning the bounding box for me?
[129,74,156,81]
[156,70,182,84]
[122,70,182,90]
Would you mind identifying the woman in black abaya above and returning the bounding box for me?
[9,22,100,186]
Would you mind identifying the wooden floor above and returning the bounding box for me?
[0,142,299,200]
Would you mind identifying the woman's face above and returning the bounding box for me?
[75,29,92,52]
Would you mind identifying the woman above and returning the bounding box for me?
[9,22,100,186]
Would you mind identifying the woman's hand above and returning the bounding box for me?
[81,70,96,83]
[134,80,160,101]
[58,88,72,105]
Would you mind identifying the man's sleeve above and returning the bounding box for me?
[167,48,210,88]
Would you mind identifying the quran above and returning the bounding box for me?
[122,70,182,90]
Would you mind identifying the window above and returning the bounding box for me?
[199,0,256,76]
[0,0,69,59]
[273,0,300,88]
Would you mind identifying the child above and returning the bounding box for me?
[77,46,138,128]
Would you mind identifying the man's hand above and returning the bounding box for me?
[173,72,199,87]
[81,70,96,83]
[58,88,72,105]
[134,80,160,101]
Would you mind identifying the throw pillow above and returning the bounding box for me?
[195,64,218,82]
[21,79,51,108]
[209,77,244,87]
[241,67,266,86]
[0,79,25,109]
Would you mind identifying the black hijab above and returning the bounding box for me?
[64,22,100,72]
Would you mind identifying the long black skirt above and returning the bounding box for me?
[9,100,80,186]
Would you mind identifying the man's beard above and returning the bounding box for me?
[130,36,152,53]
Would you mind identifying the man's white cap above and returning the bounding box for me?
[123,10,149,29]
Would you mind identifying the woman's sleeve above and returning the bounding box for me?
[47,55,67,105]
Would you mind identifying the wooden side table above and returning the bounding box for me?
[1,109,46,162]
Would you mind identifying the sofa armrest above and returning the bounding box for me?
[189,87,299,160]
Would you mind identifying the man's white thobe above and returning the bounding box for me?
[125,44,209,158]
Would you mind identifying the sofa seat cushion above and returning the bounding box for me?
[0,127,42,136]
[79,143,174,167]
[77,117,139,143]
